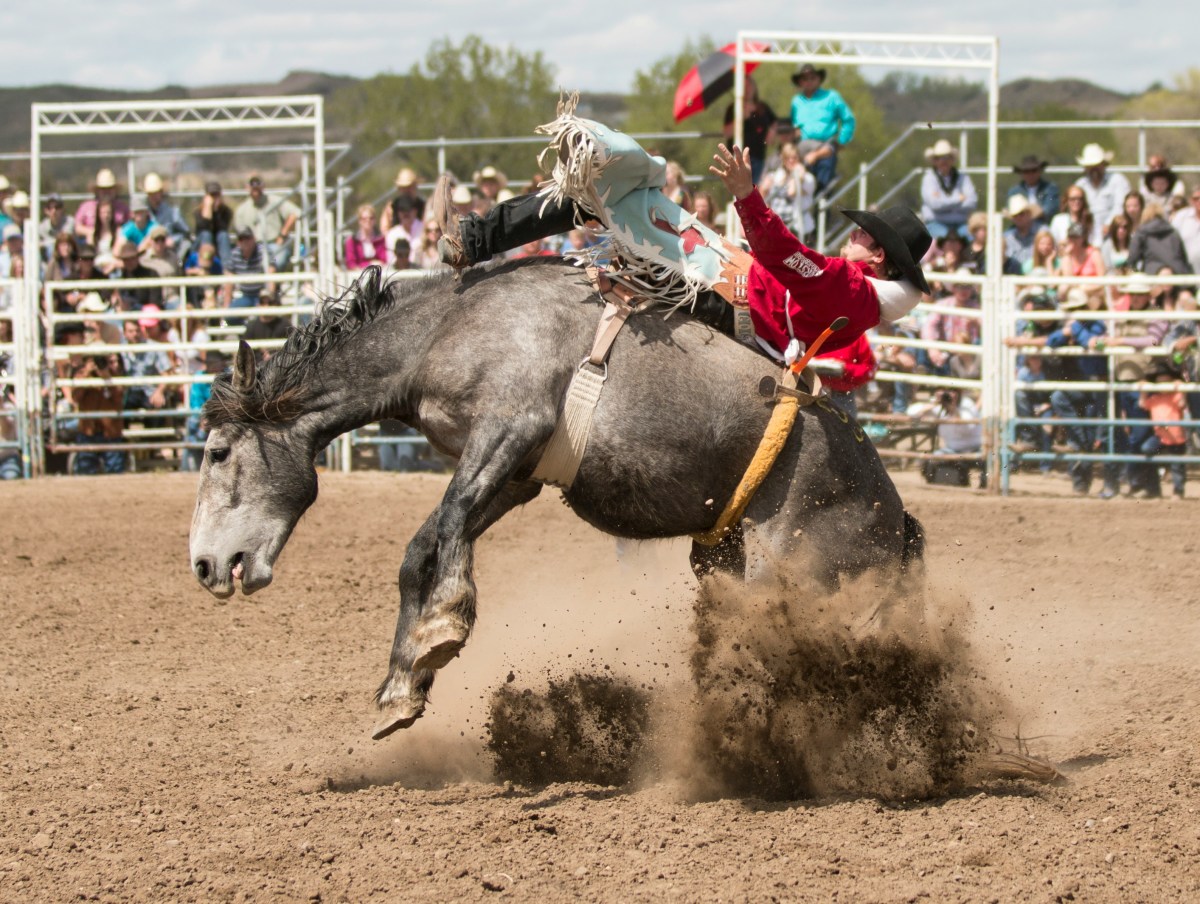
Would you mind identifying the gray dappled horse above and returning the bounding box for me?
[189,261,924,739]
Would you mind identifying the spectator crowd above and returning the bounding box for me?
[0,166,315,477]
[902,139,1198,497]
[1,98,1199,487]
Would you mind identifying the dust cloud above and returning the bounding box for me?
[486,558,1007,801]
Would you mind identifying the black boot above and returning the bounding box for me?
[689,291,735,336]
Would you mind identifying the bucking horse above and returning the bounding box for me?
[189,261,924,739]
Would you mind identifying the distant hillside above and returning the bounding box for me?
[868,74,1132,127]
[1000,78,1131,118]
[0,70,1141,156]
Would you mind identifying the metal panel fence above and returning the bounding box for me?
[38,270,324,474]
[11,265,1200,496]
[0,281,29,478]
[996,273,1200,497]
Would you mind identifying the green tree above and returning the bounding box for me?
[1112,69,1200,166]
[622,36,722,183]
[327,36,558,208]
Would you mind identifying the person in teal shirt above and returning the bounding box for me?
[119,194,157,249]
[789,64,856,192]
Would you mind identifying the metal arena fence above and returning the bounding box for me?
[6,103,1200,490]
[11,261,1200,495]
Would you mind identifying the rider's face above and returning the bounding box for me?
[841,227,883,267]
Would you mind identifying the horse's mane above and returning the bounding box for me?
[205,266,453,426]
[203,257,595,427]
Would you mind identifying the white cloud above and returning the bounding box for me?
[0,0,1194,96]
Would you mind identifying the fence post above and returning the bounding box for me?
[437,139,447,178]
[959,129,969,169]
[997,277,1013,496]
[299,154,311,274]
[984,212,1004,492]
[857,162,868,210]
[335,175,346,259]
[20,220,42,477]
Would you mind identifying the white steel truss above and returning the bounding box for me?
[24,94,332,475]
[737,32,997,71]
[33,97,322,136]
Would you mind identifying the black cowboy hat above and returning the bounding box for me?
[841,206,933,296]
[791,63,827,86]
[1144,166,1178,192]
[1012,154,1048,173]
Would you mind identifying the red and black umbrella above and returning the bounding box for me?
[673,41,769,124]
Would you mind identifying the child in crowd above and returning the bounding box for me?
[1139,359,1188,498]
[182,352,225,472]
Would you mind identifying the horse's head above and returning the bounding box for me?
[189,342,318,598]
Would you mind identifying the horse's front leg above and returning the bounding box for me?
[371,471,544,739]
[409,448,545,671]
[372,509,441,739]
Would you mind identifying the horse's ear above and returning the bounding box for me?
[232,340,256,394]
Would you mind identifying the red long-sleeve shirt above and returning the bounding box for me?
[817,333,878,392]
[735,190,881,355]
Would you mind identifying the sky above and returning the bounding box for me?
[0,1,1192,97]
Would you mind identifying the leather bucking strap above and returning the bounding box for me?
[586,267,636,365]
[530,269,638,490]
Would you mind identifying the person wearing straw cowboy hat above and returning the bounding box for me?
[788,63,855,192]
[1007,154,1059,227]
[74,167,130,244]
[1002,195,1043,274]
[473,165,508,202]
[1008,284,1114,496]
[142,172,190,262]
[379,166,425,233]
[0,174,13,229]
[1108,277,1172,498]
[919,138,978,241]
[1074,143,1130,246]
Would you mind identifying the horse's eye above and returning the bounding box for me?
[209,448,230,464]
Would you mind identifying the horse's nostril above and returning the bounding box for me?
[195,558,211,581]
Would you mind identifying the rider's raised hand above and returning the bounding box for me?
[709,144,755,200]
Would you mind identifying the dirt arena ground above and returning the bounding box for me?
[2,470,1198,902]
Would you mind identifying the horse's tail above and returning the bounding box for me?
[901,510,925,572]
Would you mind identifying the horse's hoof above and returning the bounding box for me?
[371,702,425,740]
[412,636,466,672]
[411,616,469,671]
